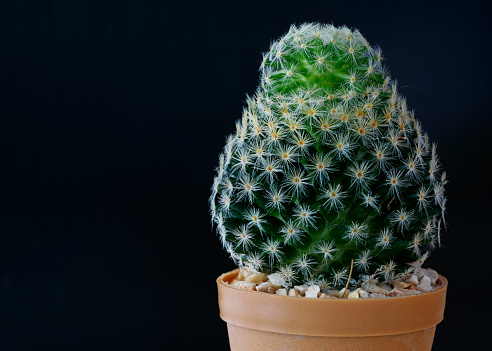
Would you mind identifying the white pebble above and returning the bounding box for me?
[338,288,351,298]
[403,289,423,296]
[359,289,369,299]
[267,273,284,287]
[305,285,320,298]
[370,292,387,299]
[288,289,301,297]
[422,268,439,285]
[362,283,389,294]
[348,289,360,299]
[396,281,411,289]
[319,293,332,299]
[237,266,258,280]
[245,272,268,285]
[386,287,404,297]
[236,267,247,281]
[256,282,278,294]
[231,281,257,291]
[294,285,309,295]
[417,283,433,292]
[420,275,432,286]
[414,267,425,279]
[326,289,340,297]
[407,274,419,285]
[275,288,288,296]
[380,283,392,292]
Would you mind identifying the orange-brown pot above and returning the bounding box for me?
[217,268,447,351]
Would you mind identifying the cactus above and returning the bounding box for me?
[210,23,447,288]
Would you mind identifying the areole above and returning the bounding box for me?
[217,268,447,351]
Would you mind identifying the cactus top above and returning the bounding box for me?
[210,23,447,288]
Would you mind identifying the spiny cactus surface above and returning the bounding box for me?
[210,23,447,288]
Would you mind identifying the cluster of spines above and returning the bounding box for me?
[210,23,447,289]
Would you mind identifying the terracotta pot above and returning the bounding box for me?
[217,268,447,351]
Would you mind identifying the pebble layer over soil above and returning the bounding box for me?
[226,267,442,299]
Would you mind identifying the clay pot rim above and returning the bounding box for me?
[219,268,447,302]
[217,268,448,337]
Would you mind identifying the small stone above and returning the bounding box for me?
[245,272,268,285]
[256,282,278,294]
[326,289,340,297]
[396,281,411,289]
[362,283,389,294]
[380,283,392,292]
[288,289,301,297]
[294,285,310,296]
[305,285,321,298]
[407,274,419,285]
[420,275,432,286]
[422,269,439,285]
[236,268,247,281]
[370,292,387,299]
[417,283,433,293]
[338,288,351,298]
[267,273,284,287]
[319,293,332,299]
[407,283,417,290]
[359,289,369,299]
[414,267,425,279]
[231,281,257,291]
[386,287,404,297]
[348,289,360,299]
[237,267,256,281]
[403,289,423,296]
[275,288,288,296]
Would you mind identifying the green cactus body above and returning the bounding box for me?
[210,23,446,288]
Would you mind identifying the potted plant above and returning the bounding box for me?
[210,22,447,351]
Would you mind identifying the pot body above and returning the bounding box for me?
[227,324,436,351]
[217,269,447,351]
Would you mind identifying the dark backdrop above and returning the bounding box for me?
[0,0,490,350]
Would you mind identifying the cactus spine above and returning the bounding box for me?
[210,23,447,288]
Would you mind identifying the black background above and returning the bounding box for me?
[0,0,490,350]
